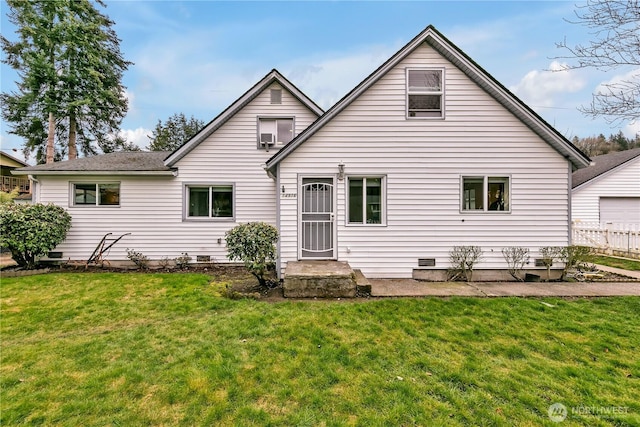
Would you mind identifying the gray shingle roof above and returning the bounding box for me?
[13,151,173,175]
[572,148,640,188]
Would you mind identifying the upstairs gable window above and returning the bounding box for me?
[407,68,444,118]
[258,118,294,150]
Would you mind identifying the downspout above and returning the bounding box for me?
[28,174,39,203]
[264,163,282,280]
[567,162,573,245]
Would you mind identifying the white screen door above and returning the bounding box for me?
[300,178,335,259]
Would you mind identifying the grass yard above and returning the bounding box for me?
[1,272,639,426]
[591,256,640,272]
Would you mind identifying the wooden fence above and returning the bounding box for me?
[572,222,640,259]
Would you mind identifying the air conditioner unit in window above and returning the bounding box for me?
[260,133,275,150]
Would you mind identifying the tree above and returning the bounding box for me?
[555,0,640,125]
[0,203,72,269]
[148,113,204,151]
[225,222,278,288]
[100,134,141,154]
[1,0,131,163]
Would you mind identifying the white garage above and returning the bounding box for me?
[599,197,640,226]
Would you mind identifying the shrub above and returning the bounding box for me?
[557,245,593,280]
[448,245,483,282]
[126,248,149,270]
[0,187,20,204]
[158,256,172,269]
[502,247,530,281]
[225,222,278,288]
[0,203,72,269]
[175,252,192,269]
[539,246,563,281]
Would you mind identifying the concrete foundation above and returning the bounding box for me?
[412,268,563,282]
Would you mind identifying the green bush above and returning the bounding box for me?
[225,222,278,288]
[0,203,72,269]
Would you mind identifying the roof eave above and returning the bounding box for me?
[12,170,176,176]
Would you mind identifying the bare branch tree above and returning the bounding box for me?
[555,0,640,125]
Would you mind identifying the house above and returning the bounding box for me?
[572,148,640,227]
[14,25,590,281]
[1,151,30,194]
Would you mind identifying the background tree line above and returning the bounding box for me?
[571,131,640,157]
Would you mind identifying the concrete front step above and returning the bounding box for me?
[284,261,357,298]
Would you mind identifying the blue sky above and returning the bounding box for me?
[1,1,638,160]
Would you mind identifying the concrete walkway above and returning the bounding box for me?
[369,263,640,297]
[369,279,640,297]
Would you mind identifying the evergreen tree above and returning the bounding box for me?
[148,113,204,152]
[1,0,131,163]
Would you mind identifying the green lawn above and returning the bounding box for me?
[591,255,640,271]
[1,273,639,426]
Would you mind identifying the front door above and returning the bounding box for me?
[300,177,336,259]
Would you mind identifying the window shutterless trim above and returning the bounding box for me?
[406,67,445,120]
[345,175,387,226]
[256,116,295,149]
[69,182,121,207]
[183,182,236,221]
[460,175,511,214]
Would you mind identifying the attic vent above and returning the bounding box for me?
[196,255,211,263]
[535,259,550,267]
[418,258,436,267]
[270,89,282,104]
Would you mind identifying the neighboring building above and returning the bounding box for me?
[572,148,640,227]
[1,151,30,194]
[14,25,590,279]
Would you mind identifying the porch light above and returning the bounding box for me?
[338,161,345,180]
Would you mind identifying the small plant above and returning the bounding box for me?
[126,248,149,270]
[226,222,278,288]
[448,245,483,282]
[502,247,530,281]
[158,256,171,269]
[175,252,192,269]
[557,245,593,280]
[539,246,563,281]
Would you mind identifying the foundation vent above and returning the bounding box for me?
[418,258,436,267]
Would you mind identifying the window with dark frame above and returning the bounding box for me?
[462,176,510,212]
[73,183,119,206]
[348,177,383,224]
[187,185,233,218]
[407,69,443,118]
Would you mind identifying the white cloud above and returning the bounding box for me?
[118,127,152,149]
[624,121,640,138]
[509,61,586,107]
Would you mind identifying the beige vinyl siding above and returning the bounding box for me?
[278,43,571,278]
[39,82,319,262]
[572,157,640,224]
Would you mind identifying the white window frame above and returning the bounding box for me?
[257,117,294,150]
[184,183,235,221]
[460,175,511,213]
[406,68,445,119]
[346,176,387,226]
[71,182,120,207]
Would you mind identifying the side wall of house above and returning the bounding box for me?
[278,43,571,278]
[572,157,640,223]
[37,82,318,263]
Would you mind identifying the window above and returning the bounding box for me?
[73,183,119,206]
[187,185,234,219]
[407,68,444,118]
[348,177,384,224]
[462,176,510,212]
[270,89,282,104]
[258,118,294,149]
